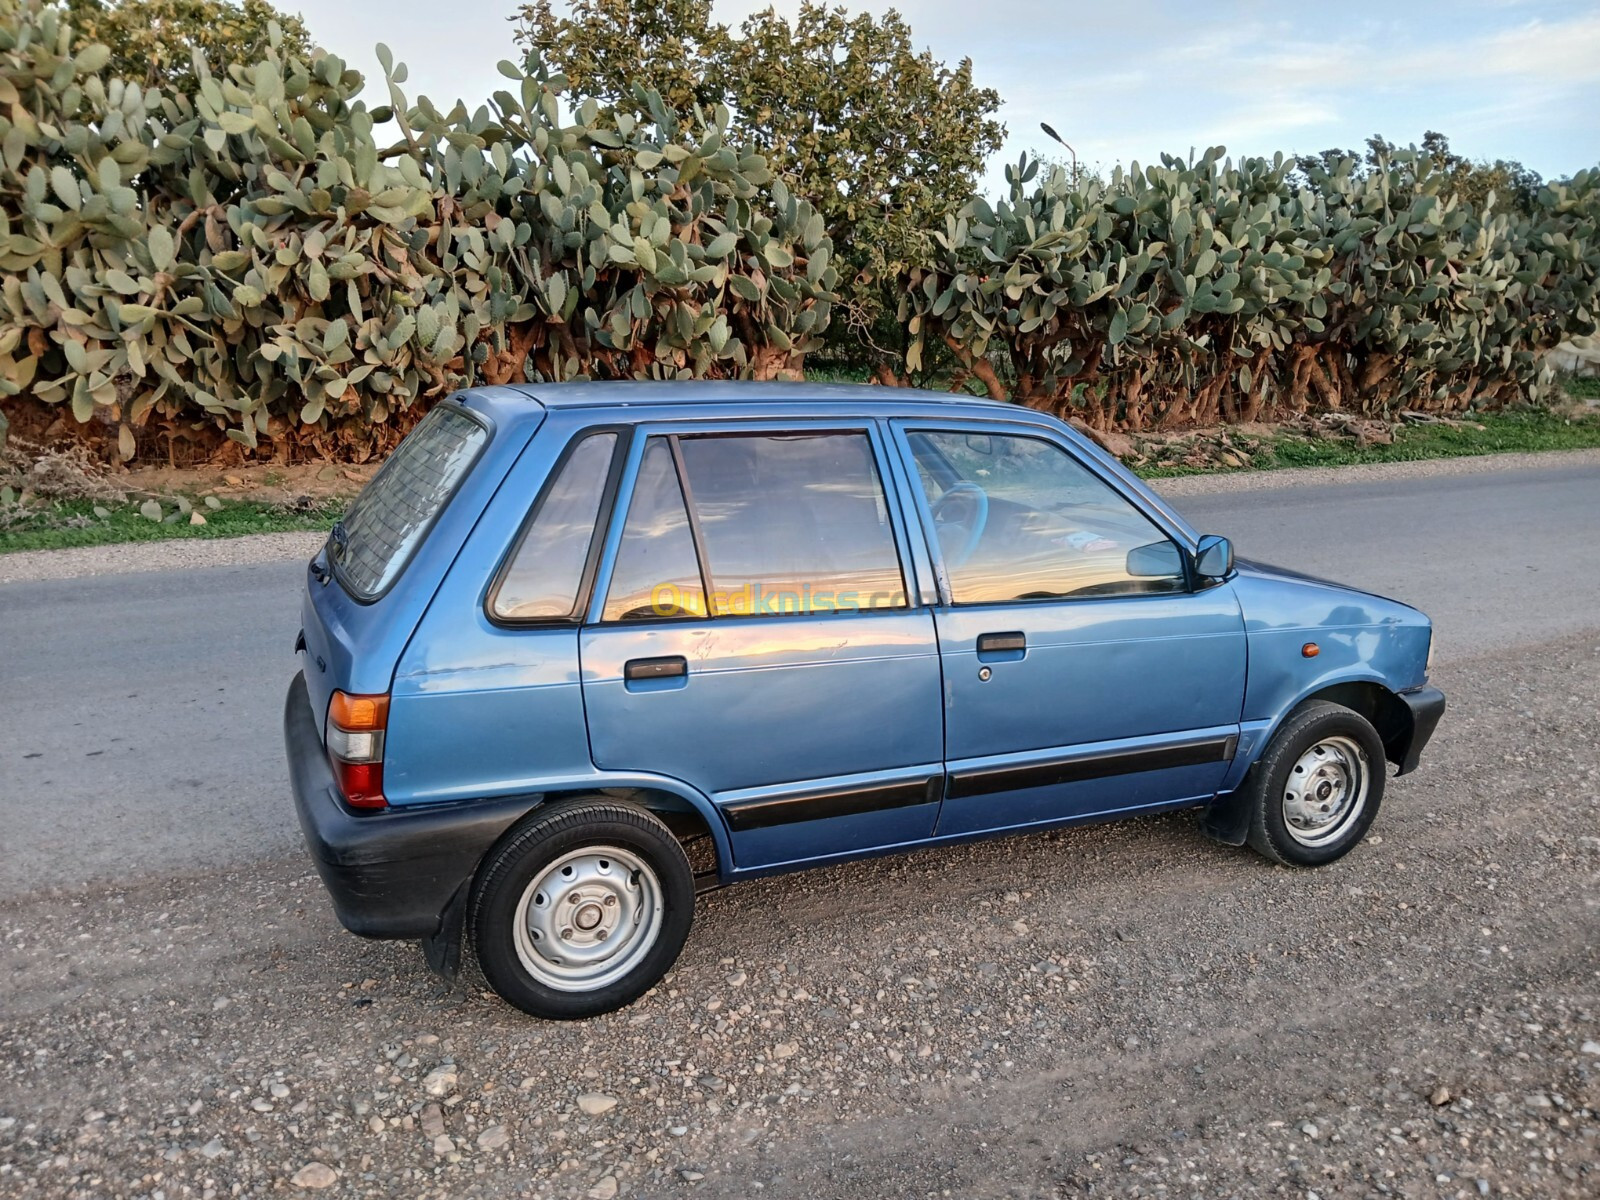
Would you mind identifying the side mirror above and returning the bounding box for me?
[1126,540,1184,578]
[1195,534,1234,581]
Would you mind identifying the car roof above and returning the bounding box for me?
[507,380,1013,412]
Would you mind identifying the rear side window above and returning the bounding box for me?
[330,404,488,601]
[492,432,617,621]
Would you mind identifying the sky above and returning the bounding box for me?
[293,0,1600,190]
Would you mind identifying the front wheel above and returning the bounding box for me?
[470,800,695,1019]
[1243,701,1387,867]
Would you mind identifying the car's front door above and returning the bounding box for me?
[579,423,945,870]
[890,422,1247,837]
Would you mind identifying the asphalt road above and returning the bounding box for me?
[3,458,1599,1199]
[2,463,1597,901]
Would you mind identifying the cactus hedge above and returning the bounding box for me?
[899,149,1600,431]
[0,2,835,461]
[1,1,1596,463]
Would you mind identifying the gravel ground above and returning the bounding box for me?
[0,531,325,585]
[5,448,1600,584]
[3,637,1597,1199]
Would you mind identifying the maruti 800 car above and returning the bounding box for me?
[285,383,1444,1020]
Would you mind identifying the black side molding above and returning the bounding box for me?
[948,734,1238,800]
[723,775,941,832]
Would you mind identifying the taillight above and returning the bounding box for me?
[326,690,389,809]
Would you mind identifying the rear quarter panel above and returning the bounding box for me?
[297,390,543,740]
[383,410,606,805]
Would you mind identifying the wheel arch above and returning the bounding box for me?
[1204,675,1414,847]
[422,776,730,979]
[478,779,731,893]
[1293,680,1414,768]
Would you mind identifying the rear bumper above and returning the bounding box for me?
[284,672,538,940]
[1394,685,1446,775]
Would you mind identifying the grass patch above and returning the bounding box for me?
[0,496,340,554]
[1135,409,1600,479]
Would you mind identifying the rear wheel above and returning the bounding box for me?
[1244,701,1386,867]
[471,800,694,1019]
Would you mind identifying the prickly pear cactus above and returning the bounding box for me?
[0,2,836,461]
[904,146,1599,429]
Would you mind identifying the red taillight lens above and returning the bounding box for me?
[332,759,385,809]
[326,690,389,810]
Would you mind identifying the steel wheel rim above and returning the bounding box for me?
[512,846,664,992]
[1281,735,1369,848]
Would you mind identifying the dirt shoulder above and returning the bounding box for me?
[2,638,1597,1198]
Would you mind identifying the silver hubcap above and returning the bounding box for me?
[1282,735,1369,847]
[513,846,663,992]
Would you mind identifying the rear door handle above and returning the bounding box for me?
[624,655,688,681]
[976,631,1026,655]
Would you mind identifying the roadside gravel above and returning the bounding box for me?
[4,447,1599,584]
[0,530,325,585]
[3,637,1596,1198]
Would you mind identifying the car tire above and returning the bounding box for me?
[470,799,695,1019]
[1243,701,1386,867]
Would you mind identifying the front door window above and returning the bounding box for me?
[905,430,1186,603]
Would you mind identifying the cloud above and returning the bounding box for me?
[977,2,1600,182]
[293,0,1599,186]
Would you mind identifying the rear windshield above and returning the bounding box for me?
[328,403,489,601]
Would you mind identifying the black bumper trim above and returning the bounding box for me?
[284,672,541,940]
[1395,686,1446,775]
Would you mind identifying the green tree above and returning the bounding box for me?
[1294,130,1543,216]
[58,0,310,94]
[514,0,1005,361]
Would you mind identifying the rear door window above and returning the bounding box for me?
[676,433,907,615]
[601,438,709,621]
[330,403,488,601]
[600,430,907,621]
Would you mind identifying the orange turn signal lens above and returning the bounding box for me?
[329,691,389,731]
[1301,642,1320,658]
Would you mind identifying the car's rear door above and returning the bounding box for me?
[578,420,944,871]
[889,420,1247,837]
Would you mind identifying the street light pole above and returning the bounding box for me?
[1039,122,1077,184]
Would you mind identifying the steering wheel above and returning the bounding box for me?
[931,481,989,568]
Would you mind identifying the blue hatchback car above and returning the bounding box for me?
[285,383,1444,1019]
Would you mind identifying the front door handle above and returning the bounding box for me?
[976,631,1026,655]
[624,655,688,681]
